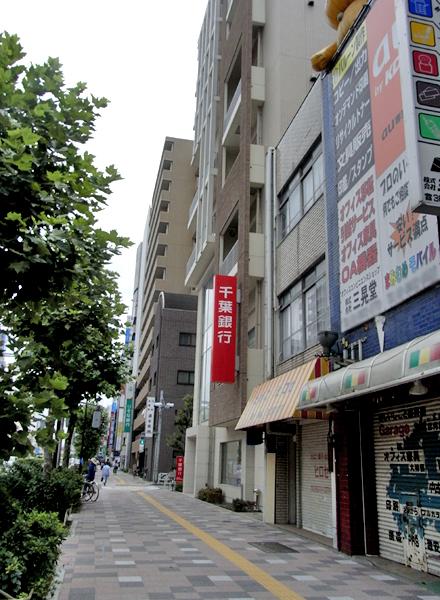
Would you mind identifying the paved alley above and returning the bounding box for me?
[55,472,440,600]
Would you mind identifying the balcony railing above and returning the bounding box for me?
[188,190,198,229]
[223,81,241,138]
[186,245,197,279]
[220,240,238,275]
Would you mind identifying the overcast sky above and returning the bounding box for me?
[2,0,208,315]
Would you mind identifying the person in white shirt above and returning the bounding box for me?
[101,462,111,486]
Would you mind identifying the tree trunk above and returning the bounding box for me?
[63,412,77,468]
[43,416,55,474]
[52,419,62,469]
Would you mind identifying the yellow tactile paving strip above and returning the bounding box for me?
[138,490,305,600]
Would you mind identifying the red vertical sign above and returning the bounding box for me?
[211,275,237,383]
[175,456,184,482]
[367,0,405,177]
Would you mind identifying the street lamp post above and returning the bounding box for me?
[152,390,174,483]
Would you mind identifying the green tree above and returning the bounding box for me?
[166,395,193,455]
[73,404,108,463]
[0,32,130,464]
[0,32,123,308]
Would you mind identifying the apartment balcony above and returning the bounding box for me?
[187,190,198,232]
[135,375,151,412]
[134,392,146,410]
[246,347,264,400]
[222,81,241,149]
[251,66,265,106]
[133,410,146,434]
[227,0,265,25]
[249,232,264,279]
[135,389,147,411]
[220,240,238,276]
[250,144,265,188]
[252,0,266,26]
[137,347,152,384]
[131,438,140,453]
[185,235,216,288]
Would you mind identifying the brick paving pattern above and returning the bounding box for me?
[55,472,440,600]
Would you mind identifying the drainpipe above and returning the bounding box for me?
[264,147,276,380]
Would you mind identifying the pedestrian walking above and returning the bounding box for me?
[86,458,98,482]
[101,462,111,486]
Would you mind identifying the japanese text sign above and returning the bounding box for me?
[176,456,184,482]
[330,0,440,332]
[400,0,440,214]
[211,275,237,383]
[145,397,155,438]
[124,398,133,433]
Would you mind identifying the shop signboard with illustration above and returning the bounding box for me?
[331,0,440,332]
[374,399,440,574]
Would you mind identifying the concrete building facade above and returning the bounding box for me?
[184,0,334,505]
[131,137,195,473]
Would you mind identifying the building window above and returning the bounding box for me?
[177,370,195,385]
[179,332,196,347]
[199,283,214,423]
[155,267,166,280]
[163,159,172,171]
[161,179,171,191]
[164,140,174,152]
[220,441,241,486]
[278,145,324,241]
[279,260,329,361]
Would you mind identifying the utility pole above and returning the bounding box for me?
[152,390,174,483]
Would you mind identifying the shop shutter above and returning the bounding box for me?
[374,400,440,575]
[300,421,333,538]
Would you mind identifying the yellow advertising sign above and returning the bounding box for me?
[333,23,367,88]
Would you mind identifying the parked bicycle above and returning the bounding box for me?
[81,477,100,503]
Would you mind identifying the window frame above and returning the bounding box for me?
[279,260,329,362]
[220,440,242,486]
[278,142,324,242]
[177,370,195,385]
[179,332,196,347]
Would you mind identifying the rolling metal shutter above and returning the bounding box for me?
[300,421,333,538]
[374,399,440,575]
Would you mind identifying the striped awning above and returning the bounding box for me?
[299,329,440,410]
[236,359,328,430]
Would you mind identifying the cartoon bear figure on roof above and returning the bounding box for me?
[311,0,368,71]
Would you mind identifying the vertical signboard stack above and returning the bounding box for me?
[332,0,440,333]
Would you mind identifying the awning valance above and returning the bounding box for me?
[236,359,326,430]
[299,330,440,410]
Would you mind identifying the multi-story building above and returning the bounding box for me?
[293,0,440,574]
[236,82,336,540]
[131,137,195,473]
[143,292,197,480]
[184,0,333,504]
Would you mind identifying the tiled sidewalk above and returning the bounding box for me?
[55,472,440,600]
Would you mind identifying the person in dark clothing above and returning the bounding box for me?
[86,458,97,482]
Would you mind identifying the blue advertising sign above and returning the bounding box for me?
[408,0,433,18]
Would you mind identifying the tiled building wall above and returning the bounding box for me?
[276,199,326,295]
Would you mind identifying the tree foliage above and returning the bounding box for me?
[0,32,130,464]
[73,404,108,463]
[0,32,122,306]
[166,395,193,456]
